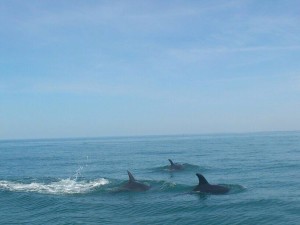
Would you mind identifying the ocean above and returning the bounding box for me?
[0,132,299,224]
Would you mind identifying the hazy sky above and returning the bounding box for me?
[1,0,300,139]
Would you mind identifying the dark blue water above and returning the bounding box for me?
[0,132,299,224]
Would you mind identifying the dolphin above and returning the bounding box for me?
[193,173,229,194]
[168,159,183,170]
[121,171,150,192]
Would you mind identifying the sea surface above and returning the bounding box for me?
[0,132,299,224]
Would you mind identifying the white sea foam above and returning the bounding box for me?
[0,178,109,194]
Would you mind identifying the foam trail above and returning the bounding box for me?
[0,178,109,194]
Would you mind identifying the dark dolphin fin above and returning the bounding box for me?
[127,171,136,182]
[168,159,174,165]
[196,173,209,185]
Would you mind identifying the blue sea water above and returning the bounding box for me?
[0,131,299,224]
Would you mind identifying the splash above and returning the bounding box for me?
[0,178,109,195]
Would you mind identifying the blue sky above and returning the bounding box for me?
[1,0,300,139]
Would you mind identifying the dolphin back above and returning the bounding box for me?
[123,171,150,191]
[194,173,229,194]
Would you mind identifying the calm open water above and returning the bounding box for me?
[0,132,299,224]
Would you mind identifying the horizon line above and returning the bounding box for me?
[1,130,299,142]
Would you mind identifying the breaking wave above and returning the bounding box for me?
[0,178,109,195]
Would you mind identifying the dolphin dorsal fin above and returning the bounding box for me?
[196,173,209,185]
[127,171,136,182]
[168,159,174,165]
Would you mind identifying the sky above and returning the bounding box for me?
[1,0,300,139]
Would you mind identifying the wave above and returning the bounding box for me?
[0,178,109,195]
